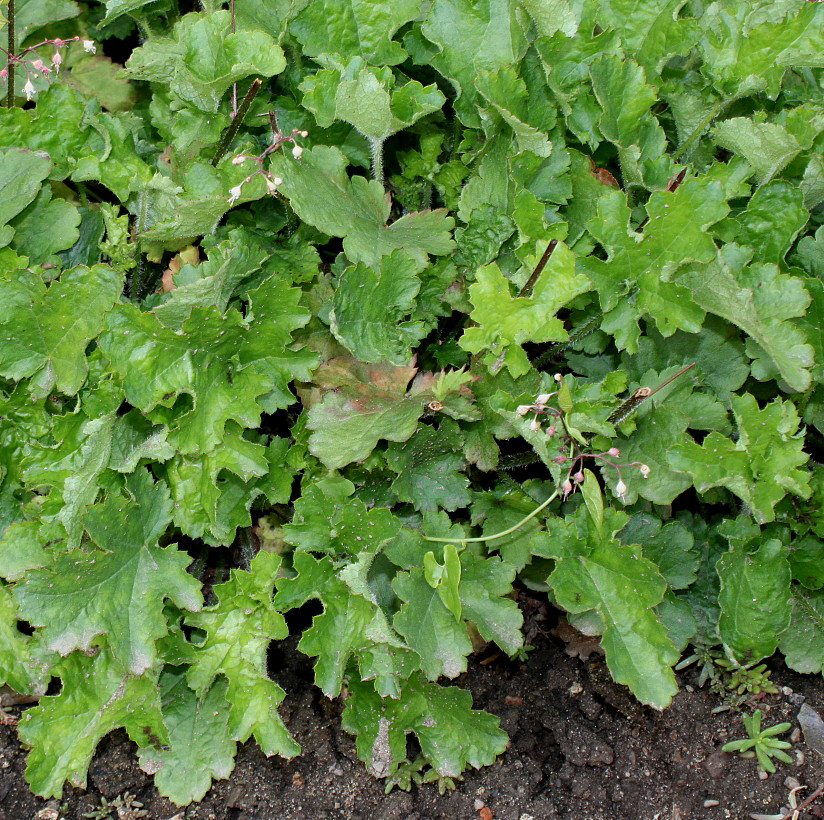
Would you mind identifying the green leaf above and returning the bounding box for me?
[185,551,299,757]
[268,145,455,267]
[0,264,121,397]
[54,413,116,548]
[0,148,51,244]
[393,565,472,679]
[589,54,674,188]
[581,178,728,351]
[138,668,236,806]
[123,11,286,111]
[66,54,139,113]
[100,277,313,454]
[618,513,697,589]
[733,180,808,265]
[385,421,470,512]
[779,587,824,675]
[676,243,813,391]
[153,229,269,330]
[301,57,445,142]
[14,471,202,674]
[534,506,679,709]
[275,552,411,697]
[331,250,426,364]
[419,0,530,127]
[18,648,167,799]
[475,63,554,157]
[667,394,810,524]
[713,113,824,186]
[289,0,420,65]
[459,242,591,377]
[0,584,51,695]
[9,186,81,265]
[306,357,425,469]
[717,533,791,664]
[342,672,508,779]
[580,468,604,536]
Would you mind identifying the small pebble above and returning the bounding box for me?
[568,681,583,696]
[474,799,485,810]
[782,686,794,696]
[789,692,806,706]
[795,750,805,765]
[703,799,720,808]
[791,727,802,742]
[759,770,769,780]
[520,815,535,820]
[785,776,801,790]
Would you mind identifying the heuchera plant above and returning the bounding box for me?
[1,0,823,805]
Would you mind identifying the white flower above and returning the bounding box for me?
[529,417,541,431]
[83,40,96,54]
[231,155,247,165]
[291,144,303,159]
[553,373,563,382]
[265,177,279,194]
[515,404,532,416]
[615,479,627,499]
[228,184,243,204]
[23,78,36,101]
[299,130,309,137]
[52,50,63,70]
[536,393,552,406]
[272,176,283,186]
[638,463,651,478]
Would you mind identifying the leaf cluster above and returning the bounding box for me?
[0,0,823,805]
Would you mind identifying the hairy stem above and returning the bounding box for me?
[369,136,385,186]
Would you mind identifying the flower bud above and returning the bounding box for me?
[51,50,63,70]
[228,184,243,204]
[615,479,627,498]
[32,60,45,71]
[639,463,650,478]
[272,176,283,186]
[23,78,36,100]
[83,40,96,53]
[562,478,573,496]
[299,130,309,137]
[573,471,584,483]
[0,68,8,79]
[515,405,532,416]
[546,425,555,436]
[529,417,541,431]
[553,373,563,382]
[536,393,552,406]
[607,447,620,457]
[231,155,246,165]
[265,177,279,194]
[291,144,303,159]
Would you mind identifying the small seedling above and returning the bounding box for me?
[722,709,793,773]
[716,660,779,696]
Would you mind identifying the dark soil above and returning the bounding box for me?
[1,613,823,820]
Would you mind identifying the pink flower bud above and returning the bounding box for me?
[608,447,620,457]
[32,60,45,71]
[573,471,584,483]
[546,425,555,436]
[553,455,566,464]
[0,68,8,79]
[562,479,573,496]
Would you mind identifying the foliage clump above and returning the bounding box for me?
[0,0,823,805]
